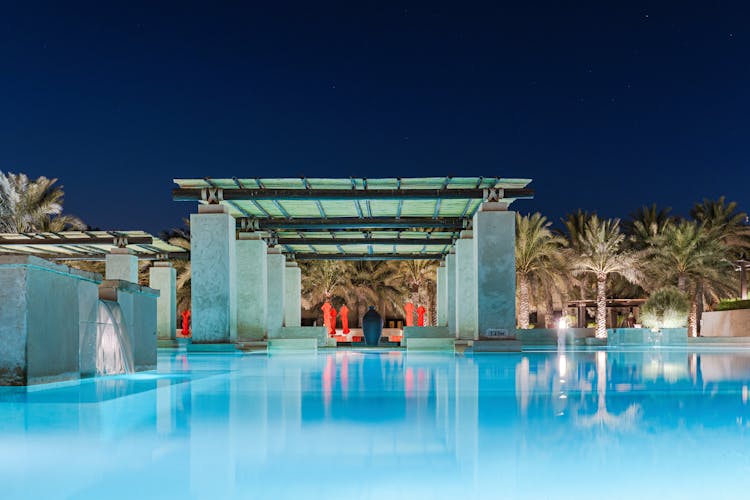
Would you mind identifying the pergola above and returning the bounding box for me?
[173,176,533,346]
[0,230,186,261]
[173,176,532,260]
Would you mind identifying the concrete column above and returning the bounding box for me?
[190,205,237,343]
[436,262,447,326]
[236,233,267,340]
[266,247,286,337]
[455,231,477,340]
[106,248,138,283]
[446,250,457,336]
[149,261,176,341]
[284,261,302,327]
[473,203,516,337]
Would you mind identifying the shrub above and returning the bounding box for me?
[716,299,750,311]
[641,287,690,329]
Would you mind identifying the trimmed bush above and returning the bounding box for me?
[641,287,689,329]
[716,299,750,311]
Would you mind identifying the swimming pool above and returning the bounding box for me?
[2,348,749,499]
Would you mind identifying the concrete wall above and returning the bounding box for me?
[403,326,451,339]
[516,328,595,346]
[702,309,750,337]
[473,207,516,337]
[446,253,457,336]
[236,236,268,340]
[272,326,328,347]
[607,327,687,346]
[455,236,477,339]
[0,256,101,386]
[436,264,447,326]
[190,208,237,343]
[266,249,286,337]
[284,263,302,327]
[149,264,176,341]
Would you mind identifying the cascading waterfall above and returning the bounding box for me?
[96,300,135,375]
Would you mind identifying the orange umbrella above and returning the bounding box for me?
[417,305,426,326]
[321,302,332,330]
[340,305,350,334]
[404,302,415,326]
[329,307,337,336]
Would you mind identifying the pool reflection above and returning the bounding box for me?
[3,349,750,499]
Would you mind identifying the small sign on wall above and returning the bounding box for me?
[483,328,510,339]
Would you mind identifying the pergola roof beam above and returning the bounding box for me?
[276,237,453,246]
[238,217,466,230]
[0,236,154,246]
[174,187,534,201]
[293,252,445,261]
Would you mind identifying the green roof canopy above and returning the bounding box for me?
[173,176,533,259]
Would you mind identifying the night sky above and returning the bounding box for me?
[1,2,748,233]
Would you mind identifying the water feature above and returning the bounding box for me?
[95,300,134,375]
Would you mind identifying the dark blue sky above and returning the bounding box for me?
[1,1,748,233]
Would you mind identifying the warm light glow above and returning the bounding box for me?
[557,316,568,329]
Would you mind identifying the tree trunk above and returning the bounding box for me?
[596,274,607,339]
[518,274,530,329]
[545,291,556,329]
[678,273,686,293]
[688,287,700,337]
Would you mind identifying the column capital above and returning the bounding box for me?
[478,201,509,212]
[238,231,264,240]
[109,247,135,255]
[198,203,227,214]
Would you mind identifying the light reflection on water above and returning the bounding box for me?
[1,349,749,499]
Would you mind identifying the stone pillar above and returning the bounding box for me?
[446,250,457,336]
[106,248,138,283]
[436,262,447,326]
[190,205,237,343]
[741,262,748,300]
[284,261,302,327]
[473,202,516,337]
[455,231,477,340]
[266,247,286,337]
[236,233,267,340]
[149,261,176,341]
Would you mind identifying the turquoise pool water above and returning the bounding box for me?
[2,348,750,499]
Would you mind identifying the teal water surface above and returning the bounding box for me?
[1,348,749,499]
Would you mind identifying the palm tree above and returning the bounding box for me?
[690,197,750,258]
[515,212,567,328]
[562,210,594,301]
[568,215,642,338]
[397,260,438,325]
[0,171,84,232]
[341,261,404,327]
[625,204,673,251]
[300,260,346,304]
